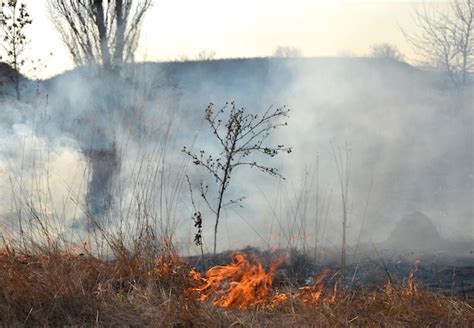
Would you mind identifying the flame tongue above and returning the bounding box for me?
[297,269,328,303]
[194,252,277,309]
[192,252,338,309]
[403,259,420,296]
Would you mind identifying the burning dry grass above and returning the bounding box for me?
[0,246,472,327]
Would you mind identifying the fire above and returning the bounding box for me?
[297,269,328,303]
[327,281,338,304]
[188,268,202,282]
[270,292,289,306]
[403,260,420,296]
[191,252,338,309]
[149,253,185,279]
[369,290,377,301]
[384,281,394,296]
[192,252,279,309]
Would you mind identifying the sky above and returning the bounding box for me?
[20,0,445,78]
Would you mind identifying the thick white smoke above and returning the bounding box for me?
[0,58,472,255]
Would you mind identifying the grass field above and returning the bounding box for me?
[1,241,472,327]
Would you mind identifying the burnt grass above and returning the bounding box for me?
[0,244,473,327]
[189,246,474,300]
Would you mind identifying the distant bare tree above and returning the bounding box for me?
[370,43,405,62]
[273,46,302,58]
[405,0,473,86]
[174,54,189,62]
[48,0,153,70]
[195,50,216,61]
[0,0,32,100]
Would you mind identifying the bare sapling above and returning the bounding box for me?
[183,102,292,257]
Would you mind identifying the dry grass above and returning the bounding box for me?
[0,244,473,327]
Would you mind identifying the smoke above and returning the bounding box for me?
[274,58,473,243]
[0,100,88,242]
[0,58,472,254]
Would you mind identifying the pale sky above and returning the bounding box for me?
[20,0,445,78]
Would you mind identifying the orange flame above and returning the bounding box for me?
[270,292,289,306]
[189,268,202,282]
[384,280,394,296]
[403,260,420,297]
[297,269,328,304]
[190,253,343,309]
[326,280,338,304]
[369,290,377,301]
[149,253,185,279]
[193,252,281,309]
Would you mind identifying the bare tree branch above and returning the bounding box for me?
[47,0,153,69]
[183,102,292,257]
[404,0,473,87]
